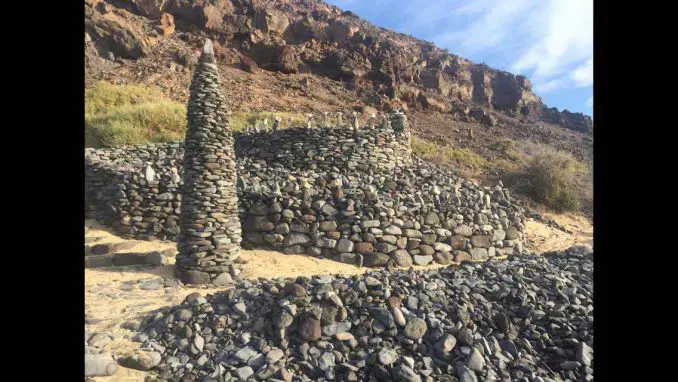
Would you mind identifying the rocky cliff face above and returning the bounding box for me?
[540,107,593,134]
[85,0,591,133]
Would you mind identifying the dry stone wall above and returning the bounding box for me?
[85,125,526,269]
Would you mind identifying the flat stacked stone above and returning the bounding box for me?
[85,98,527,271]
[176,39,241,285]
[390,110,409,135]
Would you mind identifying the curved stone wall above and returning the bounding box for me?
[85,126,526,269]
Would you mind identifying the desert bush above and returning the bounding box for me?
[85,82,187,148]
[504,142,591,213]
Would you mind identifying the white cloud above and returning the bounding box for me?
[511,0,592,80]
[571,58,593,88]
[428,0,593,98]
[430,0,540,54]
[535,79,565,93]
[585,96,593,108]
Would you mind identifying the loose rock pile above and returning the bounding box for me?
[85,327,119,377]
[136,246,593,381]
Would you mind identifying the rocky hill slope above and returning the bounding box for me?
[85,0,592,136]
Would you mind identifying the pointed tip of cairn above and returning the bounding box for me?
[203,39,214,56]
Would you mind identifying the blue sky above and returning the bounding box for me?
[325,0,593,115]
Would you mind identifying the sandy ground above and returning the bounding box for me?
[523,213,593,253]
[85,214,592,381]
[84,220,447,381]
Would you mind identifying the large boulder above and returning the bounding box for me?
[328,19,359,42]
[363,252,390,267]
[85,354,118,377]
[250,41,299,73]
[255,8,289,35]
[288,17,326,42]
[419,68,453,95]
[275,45,300,74]
[85,7,150,59]
[328,50,372,81]
[168,0,234,30]
[131,0,170,19]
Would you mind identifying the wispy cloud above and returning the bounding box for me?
[571,58,593,88]
[428,1,592,92]
[585,96,593,108]
[429,0,541,54]
[536,79,565,93]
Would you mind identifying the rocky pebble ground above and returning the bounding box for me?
[130,245,592,382]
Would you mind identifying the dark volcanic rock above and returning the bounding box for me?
[134,247,593,382]
[298,313,321,341]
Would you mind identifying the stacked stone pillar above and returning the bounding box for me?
[176,40,242,285]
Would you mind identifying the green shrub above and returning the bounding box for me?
[505,143,590,213]
[85,81,349,147]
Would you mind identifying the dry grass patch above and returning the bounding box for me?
[85,81,187,148]
[411,136,490,175]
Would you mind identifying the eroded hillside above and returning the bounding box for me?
[85,0,592,133]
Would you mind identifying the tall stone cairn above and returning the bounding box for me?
[176,39,242,285]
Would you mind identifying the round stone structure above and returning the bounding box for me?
[176,39,242,285]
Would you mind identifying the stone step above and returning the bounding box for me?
[85,252,167,268]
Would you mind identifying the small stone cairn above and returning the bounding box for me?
[321,112,328,128]
[306,113,314,130]
[390,109,409,135]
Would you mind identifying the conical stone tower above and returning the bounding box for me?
[176,40,242,285]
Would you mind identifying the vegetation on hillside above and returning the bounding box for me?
[504,142,592,213]
[85,82,592,214]
[85,82,187,148]
[229,111,343,132]
[411,137,492,175]
[85,82,347,147]
[411,137,592,214]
